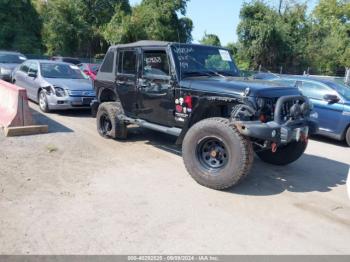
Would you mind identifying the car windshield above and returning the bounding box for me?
[40,63,87,79]
[326,81,350,100]
[0,53,26,64]
[171,45,240,78]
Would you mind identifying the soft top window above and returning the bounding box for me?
[100,51,114,73]
[117,50,137,75]
[143,50,169,77]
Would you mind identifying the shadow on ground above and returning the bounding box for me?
[53,108,93,118]
[230,155,349,196]
[30,108,73,133]
[311,134,348,148]
[122,127,349,196]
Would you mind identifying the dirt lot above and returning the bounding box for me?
[0,102,349,254]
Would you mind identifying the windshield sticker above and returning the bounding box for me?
[145,57,162,64]
[19,56,26,60]
[219,50,232,62]
[69,65,79,70]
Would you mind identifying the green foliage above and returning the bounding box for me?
[102,0,193,45]
[236,0,310,73]
[0,0,42,53]
[235,0,350,75]
[40,0,130,56]
[41,0,89,56]
[307,0,350,74]
[199,33,221,46]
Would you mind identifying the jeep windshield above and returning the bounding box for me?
[171,45,240,79]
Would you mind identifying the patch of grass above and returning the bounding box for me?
[46,144,58,153]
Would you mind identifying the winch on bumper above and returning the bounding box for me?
[234,95,319,144]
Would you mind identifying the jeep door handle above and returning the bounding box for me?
[116,80,126,85]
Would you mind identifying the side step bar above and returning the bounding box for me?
[121,116,182,137]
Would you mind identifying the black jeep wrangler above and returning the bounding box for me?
[93,41,318,190]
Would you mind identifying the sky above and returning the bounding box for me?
[129,0,318,46]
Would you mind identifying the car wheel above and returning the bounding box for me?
[255,140,307,166]
[182,117,254,190]
[96,102,127,139]
[38,90,50,113]
[345,126,350,147]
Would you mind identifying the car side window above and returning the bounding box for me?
[20,62,30,73]
[301,81,336,100]
[118,50,137,75]
[28,62,38,75]
[143,50,170,77]
[100,51,114,73]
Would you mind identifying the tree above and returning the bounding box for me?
[103,0,193,45]
[237,1,288,70]
[236,0,310,73]
[0,0,42,53]
[199,33,221,46]
[77,0,131,56]
[41,0,89,56]
[307,0,350,74]
[40,0,130,56]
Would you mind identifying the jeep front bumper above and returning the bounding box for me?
[234,95,319,144]
[235,119,318,144]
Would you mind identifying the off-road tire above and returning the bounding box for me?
[38,90,50,113]
[256,140,307,166]
[96,102,127,139]
[182,117,254,190]
[345,126,350,147]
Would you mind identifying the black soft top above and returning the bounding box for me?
[109,40,171,50]
[109,40,234,52]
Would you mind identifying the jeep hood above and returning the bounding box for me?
[180,76,301,98]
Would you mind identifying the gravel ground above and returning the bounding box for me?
[0,102,349,254]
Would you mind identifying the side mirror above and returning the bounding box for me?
[28,71,37,78]
[323,94,340,103]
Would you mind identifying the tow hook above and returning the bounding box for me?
[271,143,278,153]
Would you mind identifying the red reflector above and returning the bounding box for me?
[184,96,192,109]
[259,114,267,123]
[176,105,183,113]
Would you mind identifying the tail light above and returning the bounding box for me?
[184,95,192,109]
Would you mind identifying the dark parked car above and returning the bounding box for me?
[51,56,81,65]
[255,74,350,146]
[12,60,95,112]
[0,51,27,81]
[78,63,100,80]
[93,41,318,190]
